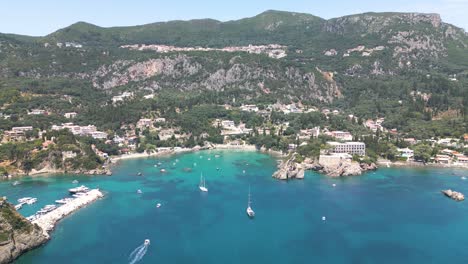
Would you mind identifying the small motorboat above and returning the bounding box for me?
[14,204,23,210]
[137,189,143,194]
[12,181,21,186]
[72,180,79,184]
[207,158,211,161]
[69,185,89,194]
[144,239,150,246]
[462,177,467,180]
[332,184,336,187]
[26,198,37,205]
[137,172,143,176]
[199,173,208,192]
[322,216,326,221]
[160,169,166,173]
[156,203,161,208]
[246,187,255,218]
[214,155,220,158]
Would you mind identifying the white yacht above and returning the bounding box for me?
[18,197,33,203]
[69,185,89,194]
[144,239,150,246]
[246,187,255,218]
[25,198,37,205]
[199,173,208,192]
[55,198,74,204]
[72,192,87,198]
[38,204,57,214]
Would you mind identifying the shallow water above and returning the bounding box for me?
[1,150,468,263]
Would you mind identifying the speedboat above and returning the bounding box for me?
[156,203,161,208]
[69,185,89,194]
[246,187,255,218]
[160,169,166,173]
[199,173,208,192]
[137,172,142,176]
[137,189,143,194]
[144,239,150,246]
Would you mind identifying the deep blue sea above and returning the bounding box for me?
[1,150,468,264]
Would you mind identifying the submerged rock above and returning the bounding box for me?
[0,197,48,264]
[442,189,465,201]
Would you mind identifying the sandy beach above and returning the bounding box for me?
[110,144,285,163]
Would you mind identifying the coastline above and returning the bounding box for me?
[109,143,286,163]
[377,160,468,169]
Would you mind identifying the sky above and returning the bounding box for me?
[1,0,467,36]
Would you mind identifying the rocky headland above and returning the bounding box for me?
[0,197,48,264]
[272,153,377,180]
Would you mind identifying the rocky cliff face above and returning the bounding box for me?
[92,54,342,102]
[0,198,48,264]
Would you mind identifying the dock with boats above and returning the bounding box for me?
[31,188,104,238]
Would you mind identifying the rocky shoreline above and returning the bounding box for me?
[0,198,48,264]
[272,153,377,180]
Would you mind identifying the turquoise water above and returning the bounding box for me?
[1,150,468,263]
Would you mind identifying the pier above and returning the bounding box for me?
[32,189,104,238]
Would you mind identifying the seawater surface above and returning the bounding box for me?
[1,150,468,264]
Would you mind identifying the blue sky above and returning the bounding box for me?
[1,0,467,36]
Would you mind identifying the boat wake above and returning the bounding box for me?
[128,242,149,264]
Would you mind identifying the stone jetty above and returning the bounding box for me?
[32,189,104,238]
[442,189,464,201]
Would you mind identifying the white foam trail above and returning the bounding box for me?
[129,244,148,264]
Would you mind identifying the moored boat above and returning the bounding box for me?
[69,185,89,194]
[246,186,255,218]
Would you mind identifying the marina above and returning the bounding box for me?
[32,189,104,238]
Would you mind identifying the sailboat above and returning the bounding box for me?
[246,186,255,218]
[199,173,208,192]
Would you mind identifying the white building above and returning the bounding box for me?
[397,148,414,158]
[155,117,166,123]
[240,105,259,112]
[64,112,77,119]
[112,92,134,104]
[221,120,236,129]
[62,151,77,160]
[327,141,366,156]
[90,131,108,139]
[28,109,46,115]
[331,131,353,141]
[137,118,153,128]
